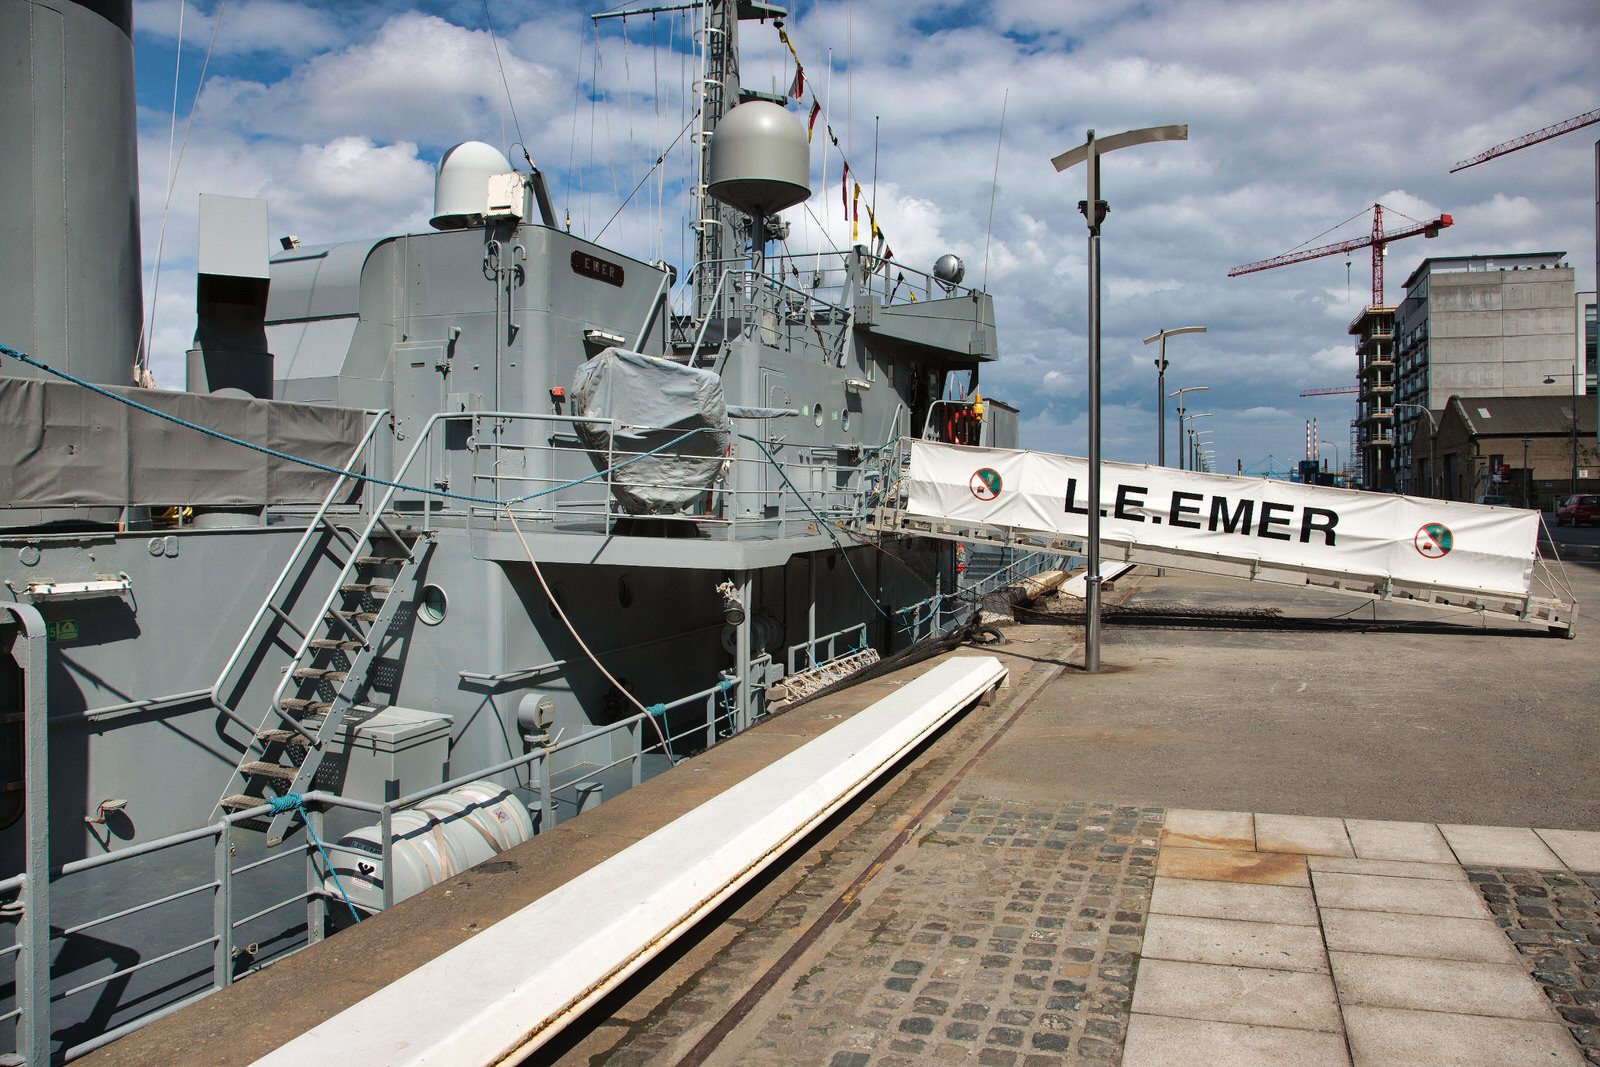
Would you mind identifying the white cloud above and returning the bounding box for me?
[123,0,1598,467]
[133,0,343,55]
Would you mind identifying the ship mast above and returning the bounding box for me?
[694,0,741,317]
[595,1,785,318]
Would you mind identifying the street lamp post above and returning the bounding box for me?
[1052,123,1188,674]
[1522,434,1532,509]
[1544,371,1579,498]
[1184,413,1213,471]
[1190,426,1213,471]
[1169,387,1208,471]
[1394,402,1437,497]
[1144,326,1206,466]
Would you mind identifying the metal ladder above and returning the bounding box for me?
[218,515,429,843]
[209,411,442,844]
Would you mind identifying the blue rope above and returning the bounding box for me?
[713,678,735,735]
[268,792,363,924]
[643,703,677,761]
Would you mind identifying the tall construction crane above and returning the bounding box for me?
[1229,203,1453,307]
[1299,386,1358,397]
[1459,105,1600,388]
[1450,107,1600,172]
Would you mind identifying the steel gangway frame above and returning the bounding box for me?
[868,506,1579,637]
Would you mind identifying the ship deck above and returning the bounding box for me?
[90,559,1600,1066]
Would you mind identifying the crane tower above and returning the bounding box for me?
[1230,203,1453,490]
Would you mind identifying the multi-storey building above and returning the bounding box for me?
[1392,252,1578,495]
[1351,305,1396,490]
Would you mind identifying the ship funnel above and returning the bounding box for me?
[430,141,514,230]
[1,0,143,386]
[707,102,810,218]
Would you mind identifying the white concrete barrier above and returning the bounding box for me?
[256,655,1008,1066]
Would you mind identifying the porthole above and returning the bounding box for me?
[419,584,448,625]
[813,404,823,426]
[841,409,850,432]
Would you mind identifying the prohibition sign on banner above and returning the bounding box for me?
[969,468,1003,501]
[1414,522,1453,559]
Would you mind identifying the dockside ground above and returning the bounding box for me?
[97,559,1600,1065]
[566,560,1600,1066]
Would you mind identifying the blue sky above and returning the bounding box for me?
[130,0,1599,474]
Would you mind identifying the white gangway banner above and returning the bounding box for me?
[906,441,1541,598]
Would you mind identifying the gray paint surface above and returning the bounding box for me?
[0,0,143,387]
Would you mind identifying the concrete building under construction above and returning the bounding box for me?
[1392,252,1579,494]
[1352,305,1397,490]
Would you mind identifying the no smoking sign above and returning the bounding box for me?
[969,468,1002,501]
[1414,522,1453,559]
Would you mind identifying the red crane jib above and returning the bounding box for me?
[1227,207,1453,307]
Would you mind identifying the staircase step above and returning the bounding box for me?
[355,555,409,566]
[292,667,348,683]
[370,527,422,543]
[240,761,298,782]
[340,582,392,597]
[279,697,331,713]
[256,727,310,744]
[309,638,364,651]
[221,794,264,812]
[328,609,380,624]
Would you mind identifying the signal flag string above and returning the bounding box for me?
[775,19,892,262]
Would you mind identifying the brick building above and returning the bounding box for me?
[1431,394,1598,508]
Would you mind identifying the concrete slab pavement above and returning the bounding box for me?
[574,565,1600,1065]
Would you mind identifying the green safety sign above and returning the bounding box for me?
[45,619,79,642]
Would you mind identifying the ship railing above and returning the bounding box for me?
[0,651,769,1063]
[465,413,871,542]
[959,549,1074,600]
[893,587,956,647]
[679,250,976,325]
[786,622,870,675]
[673,264,847,367]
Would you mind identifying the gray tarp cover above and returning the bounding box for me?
[0,376,366,507]
[570,347,731,515]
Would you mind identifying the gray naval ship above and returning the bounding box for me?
[0,0,1023,1058]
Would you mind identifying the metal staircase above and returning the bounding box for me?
[209,413,440,844]
[219,519,429,843]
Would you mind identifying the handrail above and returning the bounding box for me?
[1,603,48,1067]
[8,644,780,1063]
[209,410,391,720]
[258,407,502,735]
[692,267,734,368]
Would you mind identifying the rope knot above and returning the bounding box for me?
[267,792,303,814]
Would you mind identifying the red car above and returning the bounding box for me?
[1557,494,1600,526]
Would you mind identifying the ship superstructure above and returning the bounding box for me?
[0,0,1013,1057]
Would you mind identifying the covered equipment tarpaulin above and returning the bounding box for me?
[906,441,1540,598]
[570,347,731,515]
[0,376,366,510]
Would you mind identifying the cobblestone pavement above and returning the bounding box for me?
[1471,866,1600,1064]
[738,800,1163,1066]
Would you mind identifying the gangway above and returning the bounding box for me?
[866,441,1578,636]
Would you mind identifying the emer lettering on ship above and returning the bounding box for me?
[1063,478,1340,546]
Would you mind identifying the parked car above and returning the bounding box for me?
[1556,494,1600,526]
[1476,494,1508,506]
